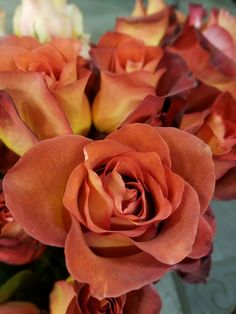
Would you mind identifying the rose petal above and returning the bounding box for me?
[0,72,72,141]
[188,216,213,259]
[108,124,171,167]
[124,284,162,314]
[3,135,90,246]
[115,9,169,46]
[53,72,91,135]
[157,127,215,213]
[92,71,159,133]
[0,91,38,156]
[50,280,75,314]
[131,183,200,264]
[65,217,169,299]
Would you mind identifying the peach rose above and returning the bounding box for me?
[91,31,164,133]
[172,5,236,98]
[3,124,215,298]
[0,180,44,265]
[0,36,91,156]
[66,282,161,314]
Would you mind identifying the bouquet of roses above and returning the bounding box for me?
[0,0,235,313]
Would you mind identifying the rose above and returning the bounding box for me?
[66,282,161,314]
[3,123,215,298]
[91,32,163,75]
[0,36,91,156]
[0,180,44,265]
[172,5,236,98]
[179,91,236,200]
[91,31,164,133]
[115,0,178,46]
[13,0,85,43]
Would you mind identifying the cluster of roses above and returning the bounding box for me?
[0,0,235,313]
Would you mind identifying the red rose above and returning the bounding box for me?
[3,124,215,298]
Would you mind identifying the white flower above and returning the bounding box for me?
[13,0,86,43]
[0,9,5,36]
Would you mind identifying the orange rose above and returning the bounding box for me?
[91,31,164,133]
[0,36,91,156]
[3,124,215,298]
[0,180,44,265]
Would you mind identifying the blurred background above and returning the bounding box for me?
[0,0,236,313]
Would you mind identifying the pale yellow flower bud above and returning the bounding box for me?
[13,0,85,43]
[0,9,5,36]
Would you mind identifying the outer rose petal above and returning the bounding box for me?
[157,127,215,213]
[3,135,91,246]
[92,71,161,133]
[124,284,162,314]
[107,123,171,166]
[53,72,91,135]
[50,280,75,314]
[65,217,169,299]
[115,10,169,46]
[0,71,72,141]
[0,91,38,156]
[0,302,40,314]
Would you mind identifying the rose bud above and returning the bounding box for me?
[66,282,162,314]
[91,31,164,133]
[13,0,85,43]
[0,180,44,265]
[0,35,91,156]
[3,123,215,299]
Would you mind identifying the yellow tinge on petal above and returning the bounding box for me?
[50,278,75,314]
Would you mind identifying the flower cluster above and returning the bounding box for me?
[0,0,234,312]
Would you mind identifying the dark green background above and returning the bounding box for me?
[1,1,236,313]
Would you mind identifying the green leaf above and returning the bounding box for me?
[0,270,35,303]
